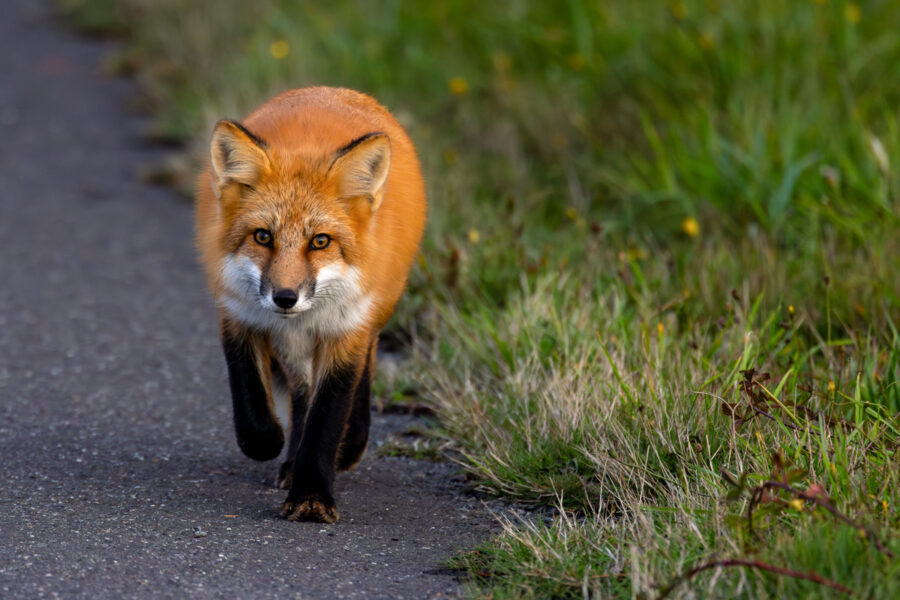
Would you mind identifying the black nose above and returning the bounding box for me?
[272,288,298,309]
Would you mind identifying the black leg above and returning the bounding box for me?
[281,363,358,523]
[221,329,283,461]
[337,345,373,471]
[277,381,309,489]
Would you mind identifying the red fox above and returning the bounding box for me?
[195,87,426,523]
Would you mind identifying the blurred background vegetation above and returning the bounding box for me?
[60,0,900,597]
[60,0,900,326]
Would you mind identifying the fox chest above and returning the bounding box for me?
[269,327,318,387]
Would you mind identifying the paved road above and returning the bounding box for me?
[0,2,492,598]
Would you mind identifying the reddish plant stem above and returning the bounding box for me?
[655,558,853,599]
[752,480,894,559]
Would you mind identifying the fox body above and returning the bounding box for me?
[195,87,426,523]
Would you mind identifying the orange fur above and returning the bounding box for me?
[195,86,426,375]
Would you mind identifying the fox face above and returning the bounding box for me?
[217,207,371,336]
[211,121,389,337]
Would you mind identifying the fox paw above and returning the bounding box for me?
[281,497,339,523]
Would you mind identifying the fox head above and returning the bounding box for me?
[209,119,389,332]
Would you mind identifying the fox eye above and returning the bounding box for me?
[310,234,331,250]
[253,229,273,246]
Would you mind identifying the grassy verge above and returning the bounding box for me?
[432,268,900,597]
[60,0,900,596]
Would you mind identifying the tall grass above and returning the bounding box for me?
[59,0,900,596]
[430,268,900,597]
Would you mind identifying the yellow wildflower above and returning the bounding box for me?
[788,498,805,512]
[827,380,836,394]
[844,3,860,23]
[467,229,480,244]
[682,216,699,237]
[269,40,289,60]
[449,77,469,96]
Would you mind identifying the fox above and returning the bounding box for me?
[195,87,426,523]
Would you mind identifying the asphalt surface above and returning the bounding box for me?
[0,2,494,598]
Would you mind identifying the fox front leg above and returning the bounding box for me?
[276,382,309,490]
[336,341,375,472]
[221,328,284,461]
[281,364,359,523]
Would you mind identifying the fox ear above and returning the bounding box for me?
[210,120,270,196]
[329,132,391,212]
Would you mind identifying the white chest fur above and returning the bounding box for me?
[270,325,317,385]
[219,253,373,385]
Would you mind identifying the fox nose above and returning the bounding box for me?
[272,288,298,309]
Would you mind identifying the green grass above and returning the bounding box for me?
[61,0,900,597]
[428,267,900,597]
